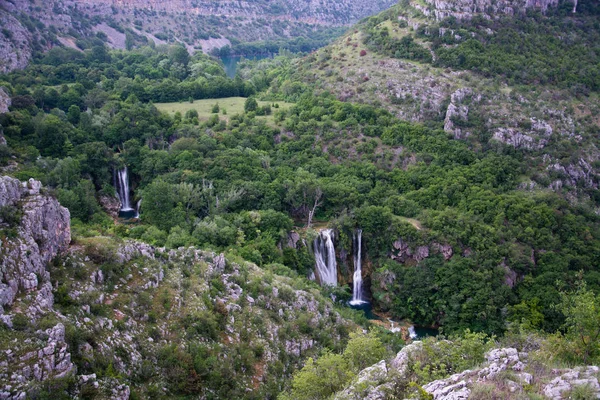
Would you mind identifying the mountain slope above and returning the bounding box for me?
[268,0,599,204]
[0,177,358,399]
[0,0,397,73]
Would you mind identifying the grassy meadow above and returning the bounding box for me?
[155,97,294,125]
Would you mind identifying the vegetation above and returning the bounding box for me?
[1,2,600,395]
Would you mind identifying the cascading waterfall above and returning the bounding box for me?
[350,229,366,305]
[116,166,133,211]
[408,326,418,339]
[115,166,141,218]
[314,229,337,286]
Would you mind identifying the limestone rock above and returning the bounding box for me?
[444,88,480,139]
[287,231,301,249]
[0,11,34,74]
[543,366,600,399]
[0,88,11,114]
[0,176,71,310]
[98,194,122,218]
[423,0,574,20]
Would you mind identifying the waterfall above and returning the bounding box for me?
[350,229,366,305]
[408,325,418,339]
[115,166,134,212]
[314,229,337,286]
[134,199,142,218]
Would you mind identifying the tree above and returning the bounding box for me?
[557,281,600,363]
[142,180,186,232]
[343,330,386,371]
[36,114,69,157]
[280,352,354,400]
[67,105,81,125]
[244,97,258,113]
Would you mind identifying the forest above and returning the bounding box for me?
[362,1,600,94]
[1,42,599,340]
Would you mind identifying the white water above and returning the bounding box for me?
[135,199,142,218]
[408,325,418,339]
[388,319,402,333]
[350,229,366,305]
[116,167,133,211]
[314,229,337,286]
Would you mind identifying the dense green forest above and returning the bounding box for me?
[1,42,599,341]
[2,0,600,396]
[362,1,600,93]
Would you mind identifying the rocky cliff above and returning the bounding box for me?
[0,0,397,74]
[336,342,600,400]
[0,176,357,399]
[0,176,70,312]
[0,10,35,75]
[421,0,578,20]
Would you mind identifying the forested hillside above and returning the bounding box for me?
[0,0,599,398]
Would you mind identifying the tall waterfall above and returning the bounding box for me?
[314,229,337,286]
[115,167,133,211]
[350,229,366,305]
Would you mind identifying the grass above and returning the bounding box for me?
[154,97,294,125]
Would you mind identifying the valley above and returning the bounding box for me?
[0,0,599,398]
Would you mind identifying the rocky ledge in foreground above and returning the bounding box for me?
[0,176,71,314]
[336,342,600,400]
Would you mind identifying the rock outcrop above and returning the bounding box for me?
[0,176,71,311]
[423,0,576,20]
[444,88,480,140]
[98,194,122,218]
[0,88,11,114]
[0,11,34,74]
[338,345,600,400]
[390,238,453,264]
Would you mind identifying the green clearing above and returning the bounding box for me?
[154,97,294,124]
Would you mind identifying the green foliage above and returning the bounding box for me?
[12,313,29,331]
[409,330,493,383]
[0,204,22,227]
[57,179,99,222]
[343,329,386,371]
[281,329,388,399]
[554,281,600,363]
[431,13,600,91]
[244,96,258,112]
[280,352,354,400]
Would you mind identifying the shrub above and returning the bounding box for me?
[12,313,29,331]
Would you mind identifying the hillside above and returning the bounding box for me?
[265,0,600,209]
[0,0,397,73]
[0,0,599,398]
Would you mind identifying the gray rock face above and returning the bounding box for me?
[0,88,11,114]
[422,0,574,20]
[0,177,71,310]
[98,194,122,218]
[287,231,301,248]
[0,11,34,74]
[444,89,480,140]
[0,323,75,398]
[547,159,597,189]
[390,239,453,263]
[335,360,390,400]
[338,346,600,400]
[543,366,600,399]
